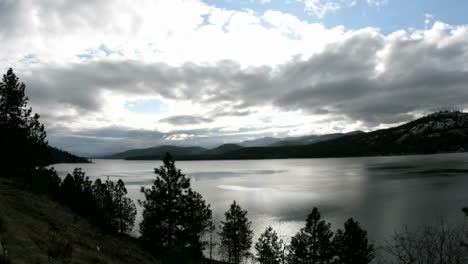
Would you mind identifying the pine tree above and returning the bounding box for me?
[139,153,212,254]
[91,178,136,234]
[332,218,374,264]
[113,179,137,234]
[0,68,48,177]
[255,226,283,264]
[219,201,253,264]
[59,168,94,215]
[287,207,334,264]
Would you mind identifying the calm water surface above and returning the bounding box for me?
[52,153,468,245]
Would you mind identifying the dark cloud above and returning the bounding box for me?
[159,115,213,125]
[208,105,255,118]
[25,26,468,127]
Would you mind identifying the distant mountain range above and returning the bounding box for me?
[100,131,361,159]
[100,112,468,160]
[269,131,364,147]
[102,145,207,159]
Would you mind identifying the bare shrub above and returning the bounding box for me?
[376,221,468,264]
[47,232,73,264]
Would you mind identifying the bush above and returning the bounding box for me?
[46,232,73,264]
[377,221,468,264]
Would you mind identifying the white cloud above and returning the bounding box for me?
[295,0,389,19]
[2,0,468,154]
[365,0,388,6]
[298,0,341,18]
[425,13,435,28]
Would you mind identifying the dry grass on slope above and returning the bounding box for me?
[0,178,159,264]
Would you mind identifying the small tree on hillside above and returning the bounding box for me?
[91,178,136,234]
[60,168,95,215]
[255,226,283,264]
[332,218,374,264]
[0,68,48,177]
[287,207,334,264]
[112,179,137,233]
[139,153,212,255]
[219,201,253,264]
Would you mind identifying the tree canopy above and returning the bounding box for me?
[332,218,374,264]
[139,153,212,256]
[288,208,374,264]
[0,68,48,177]
[288,207,334,264]
[219,200,253,264]
[255,226,283,264]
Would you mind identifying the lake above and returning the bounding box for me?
[52,152,468,247]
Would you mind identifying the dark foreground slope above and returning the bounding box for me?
[0,178,159,264]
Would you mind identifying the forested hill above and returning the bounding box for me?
[100,145,207,159]
[102,132,362,160]
[120,111,468,160]
[214,111,468,159]
[48,146,90,164]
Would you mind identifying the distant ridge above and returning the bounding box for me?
[100,145,207,159]
[215,111,468,159]
[101,112,468,160]
[269,131,364,147]
[204,144,243,155]
[48,146,91,164]
[239,137,280,147]
[101,132,358,160]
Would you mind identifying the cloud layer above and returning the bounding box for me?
[1,0,468,154]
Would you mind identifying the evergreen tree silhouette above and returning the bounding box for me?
[288,207,334,264]
[0,68,48,177]
[139,153,212,256]
[60,168,94,215]
[113,179,137,234]
[255,226,283,264]
[90,178,136,233]
[332,218,374,264]
[219,200,253,264]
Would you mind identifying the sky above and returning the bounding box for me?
[1,0,468,156]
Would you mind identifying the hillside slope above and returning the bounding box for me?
[48,146,91,164]
[203,144,243,155]
[269,131,364,147]
[218,112,468,159]
[0,178,159,264]
[103,112,468,160]
[101,145,207,159]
